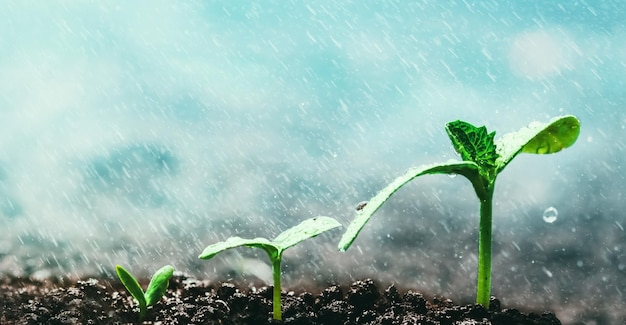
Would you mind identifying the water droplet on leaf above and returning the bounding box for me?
[542,206,558,223]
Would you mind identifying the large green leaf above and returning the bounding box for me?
[338,161,479,251]
[198,236,277,259]
[145,265,174,306]
[273,216,341,250]
[495,115,580,172]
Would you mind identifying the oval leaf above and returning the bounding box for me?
[495,115,580,171]
[338,161,479,251]
[521,116,580,154]
[115,265,147,309]
[145,265,175,306]
[272,216,341,251]
[199,236,277,260]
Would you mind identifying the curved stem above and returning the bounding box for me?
[272,256,282,320]
[476,188,494,307]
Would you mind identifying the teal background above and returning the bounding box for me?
[0,1,624,323]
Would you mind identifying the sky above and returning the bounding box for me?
[0,2,624,318]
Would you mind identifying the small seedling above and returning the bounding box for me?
[199,216,341,320]
[115,264,175,322]
[338,115,580,308]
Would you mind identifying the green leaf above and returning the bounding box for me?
[272,216,342,250]
[338,161,479,251]
[145,265,175,306]
[495,115,580,172]
[116,265,147,307]
[198,236,278,260]
[199,217,341,260]
[115,265,147,319]
[445,121,498,169]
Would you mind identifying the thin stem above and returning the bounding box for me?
[476,187,494,307]
[272,256,282,320]
[138,301,147,322]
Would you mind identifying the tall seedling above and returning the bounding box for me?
[338,115,580,307]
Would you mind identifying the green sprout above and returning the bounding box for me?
[338,115,580,308]
[115,264,175,322]
[199,216,341,320]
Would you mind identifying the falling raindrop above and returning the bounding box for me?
[542,266,553,278]
[542,207,558,223]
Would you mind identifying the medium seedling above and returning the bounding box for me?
[338,115,580,307]
[115,264,174,322]
[199,216,341,320]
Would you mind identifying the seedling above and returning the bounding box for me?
[338,115,580,308]
[115,264,174,322]
[199,216,341,320]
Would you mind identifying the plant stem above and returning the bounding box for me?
[138,302,146,322]
[476,187,494,308]
[272,256,282,320]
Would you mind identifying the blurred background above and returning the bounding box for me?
[0,1,624,324]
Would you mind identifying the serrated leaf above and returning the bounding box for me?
[145,265,174,306]
[495,115,580,172]
[445,121,498,169]
[272,216,341,250]
[115,265,147,308]
[198,236,277,260]
[338,161,479,251]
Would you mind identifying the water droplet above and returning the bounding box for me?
[577,260,583,267]
[356,201,368,211]
[542,207,558,223]
[447,173,457,178]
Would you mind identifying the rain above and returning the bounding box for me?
[0,1,624,323]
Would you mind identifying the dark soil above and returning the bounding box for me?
[1,274,561,325]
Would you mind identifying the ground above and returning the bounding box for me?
[1,274,561,324]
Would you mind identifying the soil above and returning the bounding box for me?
[1,274,561,325]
